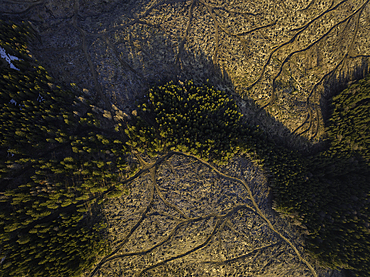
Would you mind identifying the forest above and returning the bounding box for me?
[0,20,369,277]
[0,20,131,277]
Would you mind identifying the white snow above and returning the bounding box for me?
[0,46,20,70]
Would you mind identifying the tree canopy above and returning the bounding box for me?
[125,79,255,164]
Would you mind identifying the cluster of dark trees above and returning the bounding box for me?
[264,77,370,276]
[325,77,370,164]
[126,80,249,163]
[303,77,370,276]
[0,21,130,276]
[0,19,36,66]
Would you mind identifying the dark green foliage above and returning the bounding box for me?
[325,76,370,164]
[0,21,130,277]
[269,76,370,276]
[304,76,370,276]
[1,212,108,277]
[127,80,247,163]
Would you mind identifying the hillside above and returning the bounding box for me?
[1,1,370,276]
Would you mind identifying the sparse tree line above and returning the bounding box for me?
[1,20,370,277]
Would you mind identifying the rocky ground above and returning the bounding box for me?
[2,0,369,276]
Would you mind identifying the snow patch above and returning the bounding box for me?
[0,46,20,70]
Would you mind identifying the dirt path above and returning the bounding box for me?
[175,152,318,277]
[90,152,338,276]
